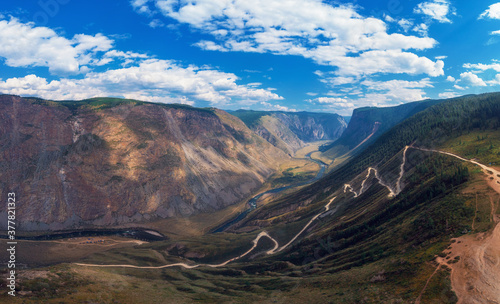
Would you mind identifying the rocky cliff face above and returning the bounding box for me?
[231,110,347,155]
[0,95,288,230]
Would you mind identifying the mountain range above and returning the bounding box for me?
[1,93,500,303]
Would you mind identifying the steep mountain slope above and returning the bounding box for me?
[0,95,288,230]
[231,110,347,155]
[320,98,443,160]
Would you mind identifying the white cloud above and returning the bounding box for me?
[306,92,318,96]
[454,84,465,90]
[446,75,455,82]
[384,15,396,23]
[362,78,433,90]
[491,30,500,35]
[0,60,283,105]
[130,0,153,15]
[479,3,500,19]
[307,97,354,114]
[259,101,295,112]
[398,19,414,32]
[435,55,447,60]
[414,0,454,23]
[361,78,433,102]
[331,50,444,77]
[194,40,228,52]
[464,62,500,72]
[0,18,114,74]
[318,75,357,87]
[413,23,429,36]
[140,0,442,78]
[308,97,349,104]
[487,74,500,86]
[439,91,459,99]
[307,77,433,115]
[460,72,487,87]
[148,19,165,28]
[247,82,262,87]
[104,50,149,60]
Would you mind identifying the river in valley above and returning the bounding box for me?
[211,152,327,233]
[0,228,167,242]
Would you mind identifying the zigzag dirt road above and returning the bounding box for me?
[75,197,336,269]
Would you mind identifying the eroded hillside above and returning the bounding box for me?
[0,95,288,230]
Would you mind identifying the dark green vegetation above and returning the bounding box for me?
[270,167,316,187]
[25,96,214,114]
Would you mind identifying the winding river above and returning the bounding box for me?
[211,151,327,233]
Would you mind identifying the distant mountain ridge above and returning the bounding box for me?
[231,110,347,155]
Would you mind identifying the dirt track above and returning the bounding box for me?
[75,197,336,269]
[412,147,500,304]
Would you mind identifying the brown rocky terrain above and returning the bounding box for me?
[0,95,288,230]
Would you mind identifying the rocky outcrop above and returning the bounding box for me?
[0,95,288,230]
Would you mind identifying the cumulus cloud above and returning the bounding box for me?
[0,17,280,108]
[414,0,455,23]
[308,97,349,104]
[361,78,433,102]
[318,75,358,87]
[479,3,500,19]
[446,75,455,82]
[307,97,354,115]
[130,0,154,15]
[0,18,114,74]
[331,50,444,77]
[148,19,165,28]
[459,72,487,87]
[0,60,283,105]
[135,0,443,78]
[306,77,433,115]
[487,74,500,86]
[439,91,459,99]
[413,23,429,36]
[398,19,414,32]
[463,62,500,72]
[259,101,295,112]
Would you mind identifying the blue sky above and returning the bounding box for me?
[1,1,500,115]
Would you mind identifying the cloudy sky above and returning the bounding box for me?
[1,1,500,115]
